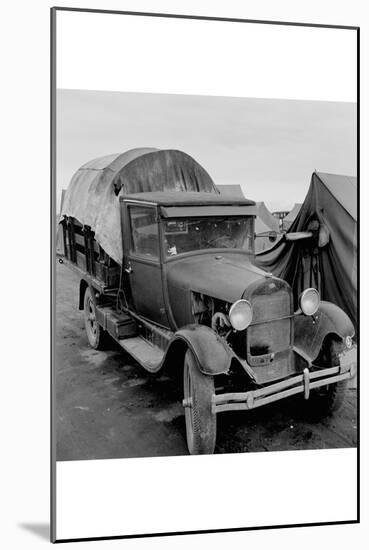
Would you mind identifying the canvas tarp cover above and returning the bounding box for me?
[284,203,302,223]
[283,203,302,231]
[217,184,245,197]
[256,172,357,327]
[60,148,218,264]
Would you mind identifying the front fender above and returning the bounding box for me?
[294,300,354,363]
[163,324,233,376]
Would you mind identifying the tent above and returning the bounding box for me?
[60,148,219,264]
[254,201,281,253]
[256,172,357,328]
[283,203,301,231]
[255,202,280,233]
[285,203,302,223]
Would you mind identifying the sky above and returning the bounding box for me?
[56,90,356,212]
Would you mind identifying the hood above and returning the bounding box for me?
[166,252,272,304]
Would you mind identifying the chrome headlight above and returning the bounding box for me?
[299,288,320,316]
[345,336,353,349]
[229,299,253,331]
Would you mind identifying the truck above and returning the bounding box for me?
[58,148,356,455]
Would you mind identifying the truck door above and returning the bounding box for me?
[123,203,170,328]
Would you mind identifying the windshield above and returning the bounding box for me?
[163,217,254,257]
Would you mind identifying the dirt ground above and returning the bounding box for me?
[55,261,357,461]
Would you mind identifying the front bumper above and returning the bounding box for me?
[210,361,356,414]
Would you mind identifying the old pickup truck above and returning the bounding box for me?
[59,149,356,455]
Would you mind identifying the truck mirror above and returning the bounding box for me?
[285,231,313,241]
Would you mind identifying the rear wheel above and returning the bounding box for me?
[305,339,347,419]
[183,349,216,455]
[83,287,107,350]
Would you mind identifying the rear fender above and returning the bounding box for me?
[163,324,233,376]
[294,301,354,363]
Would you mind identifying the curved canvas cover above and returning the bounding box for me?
[61,148,218,264]
[256,172,357,327]
[217,184,244,198]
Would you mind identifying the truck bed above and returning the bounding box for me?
[59,216,121,289]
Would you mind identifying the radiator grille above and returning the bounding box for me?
[248,318,290,356]
[251,289,291,322]
[247,286,292,361]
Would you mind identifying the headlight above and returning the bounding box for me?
[299,288,320,316]
[229,299,253,331]
[345,336,353,349]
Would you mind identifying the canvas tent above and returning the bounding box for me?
[60,148,219,264]
[256,172,357,328]
[255,202,280,233]
[283,203,301,231]
[254,201,281,253]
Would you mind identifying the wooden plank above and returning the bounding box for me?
[60,256,106,294]
[74,233,85,247]
[75,250,87,271]
[94,262,103,281]
[105,265,120,287]
[82,227,93,274]
[98,245,105,262]
[62,220,68,259]
[83,228,91,274]
[94,262,120,287]
[73,219,84,232]
[93,240,100,254]
[89,230,96,276]
[67,217,77,263]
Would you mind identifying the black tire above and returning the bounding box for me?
[83,287,107,350]
[304,339,347,419]
[183,349,217,455]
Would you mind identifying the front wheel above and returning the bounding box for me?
[183,349,216,455]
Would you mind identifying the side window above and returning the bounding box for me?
[129,206,159,259]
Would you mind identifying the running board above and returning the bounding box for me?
[118,336,165,373]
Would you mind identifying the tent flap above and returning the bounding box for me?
[256,172,357,328]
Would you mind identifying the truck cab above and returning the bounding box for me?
[120,192,256,329]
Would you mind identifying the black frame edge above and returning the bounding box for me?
[356,25,360,525]
[55,520,359,544]
[50,6,57,544]
[52,6,359,30]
